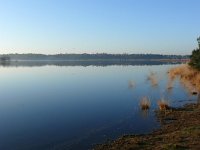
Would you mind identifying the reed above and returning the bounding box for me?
[168,64,200,94]
[140,96,151,110]
[157,99,170,110]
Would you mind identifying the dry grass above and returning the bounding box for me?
[168,64,200,94]
[157,99,170,110]
[140,96,151,110]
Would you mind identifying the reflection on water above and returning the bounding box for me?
[128,80,135,89]
[139,110,150,119]
[147,72,158,88]
[0,60,182,67]
[0,56,10,66]
[0,62,197,150]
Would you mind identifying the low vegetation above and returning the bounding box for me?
[157,99,170,110]
[168,64,200,93]
[140,96,151,110]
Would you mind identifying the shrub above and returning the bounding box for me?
[189,48,200,70]
[157,99,170,110]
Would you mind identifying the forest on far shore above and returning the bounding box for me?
[0,53,189,61]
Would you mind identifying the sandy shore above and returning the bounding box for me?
[95,103,200,150]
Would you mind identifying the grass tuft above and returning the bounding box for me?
[158,98,170,110]
[140,96,151,110]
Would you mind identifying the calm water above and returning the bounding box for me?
[0,62,197,150]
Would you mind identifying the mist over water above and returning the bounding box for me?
[0,62,197,150]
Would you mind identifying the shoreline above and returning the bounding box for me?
[95,103,200,150]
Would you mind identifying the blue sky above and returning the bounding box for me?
[0,0,199,54]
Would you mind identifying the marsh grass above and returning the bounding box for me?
[140,96,151,110]
[168,64,200,94]
[157,98,170,110]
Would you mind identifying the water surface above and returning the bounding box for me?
[0,62,196,150]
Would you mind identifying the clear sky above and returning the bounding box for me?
[0,0,199,55]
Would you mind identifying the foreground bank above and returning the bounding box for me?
[95,103,200,150]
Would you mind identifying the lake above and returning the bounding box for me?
[0,61,197,150]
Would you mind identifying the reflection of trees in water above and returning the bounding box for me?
[0,56,10,66]
[0,60,181,67]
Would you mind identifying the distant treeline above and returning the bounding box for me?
[0,60,184,67]
[0,53,189,61]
